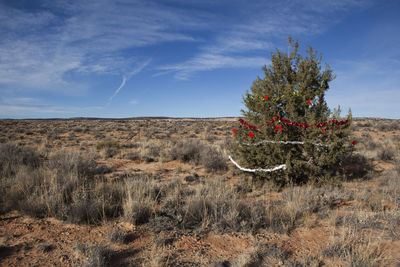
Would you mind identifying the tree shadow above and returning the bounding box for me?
[339,153,373,181]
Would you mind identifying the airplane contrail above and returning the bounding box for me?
[107,58,152,104]
[108,75,127,102]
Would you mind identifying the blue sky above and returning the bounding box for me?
[0,0,399,119]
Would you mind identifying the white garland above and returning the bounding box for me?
[239,140,330,147]
[228,155,286,172]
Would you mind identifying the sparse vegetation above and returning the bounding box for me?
[0,118,399,266]
[76,243,113,267]
[108,225,134,244]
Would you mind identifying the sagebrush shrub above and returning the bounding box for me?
[378,146,395,161]
[170,139,205,164]
[200,146,228,172]
[96,139,119,150]
[0,143,41,176]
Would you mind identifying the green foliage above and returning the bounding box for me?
[231,37,352,187]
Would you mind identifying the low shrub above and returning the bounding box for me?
[0,143,41,176]
[123,151,140,160]
[378,146,395,161]
[104,147,119,158]
[96,140,119,150]
[169,139,205,164]
[200,146,228,172]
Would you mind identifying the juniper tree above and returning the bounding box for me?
[231,37,351,187]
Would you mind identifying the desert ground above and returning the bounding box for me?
[0,117,399,266]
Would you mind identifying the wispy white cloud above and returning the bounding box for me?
[329,58,400,118]
[0,0,375,87]
[0,0,203,91]
[1,97,39,105]
[157,0,374,79]
[0,0,386,119]
[0,89,102,119]
[158,53,266,80]
[0,100,103,118]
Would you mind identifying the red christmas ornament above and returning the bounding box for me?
[265,95,269,101]
[275,125,283,131]
[308,99,312,105]
[248,132,255,138]
[232,129,237,134]
[352,140,357,145]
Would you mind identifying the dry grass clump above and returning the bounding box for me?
[0,146,122,224]
[280,185,354,228]
[322,227,388,266]
[179,180,292,234]
[232,243,289,267]
[139,141,163,162]
[96,139,120,158]
[181,180,247,232]
[96,139,119,149]
[141,243,172,267]
[76,243,113,267]
[123,174,160,225]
